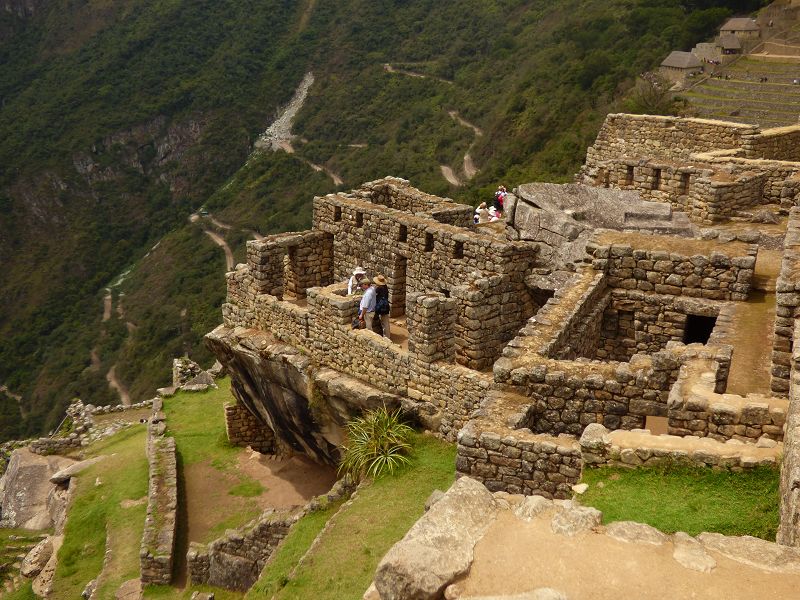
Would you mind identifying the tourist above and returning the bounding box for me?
[475,202,490,223]
[494,185,507,212]
[373,274,391,338]
[358,279,376,330]
[488,206,500,222]
[348,266,367,295]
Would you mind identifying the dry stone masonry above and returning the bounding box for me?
[207,113,800,552]
[139,398,178,585]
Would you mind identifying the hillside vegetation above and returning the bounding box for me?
[0,0,767,441]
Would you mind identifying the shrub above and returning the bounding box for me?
[338,407,413,481]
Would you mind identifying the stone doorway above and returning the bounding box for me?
[683,314,717,344]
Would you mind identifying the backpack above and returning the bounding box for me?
[375,295,390,316]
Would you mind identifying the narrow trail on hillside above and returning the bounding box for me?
[383,63,454,85]
[102,289,112,321]
[383,61,483,185]
[106,366,131,407]
[448,110,482,183]
[0,385,21,402]
[440,165,462,186]
[203,230,235,271]
[298,0,317,32]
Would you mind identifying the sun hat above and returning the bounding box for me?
[373,274,387,285]
[353,266,366,276]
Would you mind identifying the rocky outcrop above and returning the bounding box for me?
[0,448,74,529]
[374,477,500,600]
[206,326,404,465]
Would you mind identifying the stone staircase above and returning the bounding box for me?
[0,533,44,595]
[684,56,800,128]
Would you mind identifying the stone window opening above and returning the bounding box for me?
[333,206,342,222]
[625,165,634,185]
[652,168,662,190]
[355,211,364,227]
[680,172,690,195]
[398,224,407,242]
[453,240,464,259]
[683,314,717,345]
[424,232,434,252]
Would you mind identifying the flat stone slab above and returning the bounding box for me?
[50,456,105,484]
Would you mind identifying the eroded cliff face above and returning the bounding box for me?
[206,325,403,466]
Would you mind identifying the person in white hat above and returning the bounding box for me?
[348,266,367,295]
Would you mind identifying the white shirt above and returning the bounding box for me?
[359,286,376,314]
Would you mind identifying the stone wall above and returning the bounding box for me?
[597,291,730,361]
[224,402,275,453]
[587,232,756,301]
[139,398,177,585]
[29,399,153,456]
[187,508,301,591]
[584,159,772,224]
[584,113,758,163]
[187,478,353,591]
[456,392,582,499]
[778,319,800,546]
[749,125,800,162]
[667,358,787,443]
[493,269,720,436]
[772,208,800,396]
[581,424,782,470]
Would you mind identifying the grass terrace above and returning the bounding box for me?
[247,434,457,600]
[579,464,780,539]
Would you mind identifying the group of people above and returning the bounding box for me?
[474,185,507,224]
[347,266,391,338]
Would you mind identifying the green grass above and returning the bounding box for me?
[5,582,37,600]
[580,464,780,539]
[228,480,265,498]
[246,501,344,598]
[51,425,149,598]
[249,433,456,600]
[163,378,241,468]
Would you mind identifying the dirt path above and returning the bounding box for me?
[106,365,131,407]
[102,289,112,322]
[184,452,336,544]
[298,0,317,32]
[203,230,235,271]
[0,385,21,401]
[383,63,453,85]
[448,110,483,136]
[305,159,344,185]
[725,249,781,395]
[448,110,482,182]
[461,510,800,599]
[90,349,101,372]
[208,216,231,230]
[440,165,462,186]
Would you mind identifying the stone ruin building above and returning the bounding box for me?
[207,113,800,549]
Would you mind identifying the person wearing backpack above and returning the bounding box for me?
[373,274,391,339]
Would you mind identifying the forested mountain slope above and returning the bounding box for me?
[0,0,766,440]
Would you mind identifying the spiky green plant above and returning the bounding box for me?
[338,407,414,481]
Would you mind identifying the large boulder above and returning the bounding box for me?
[0,448,75,529]
[374,477,500,600]
[20,536,53,578]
